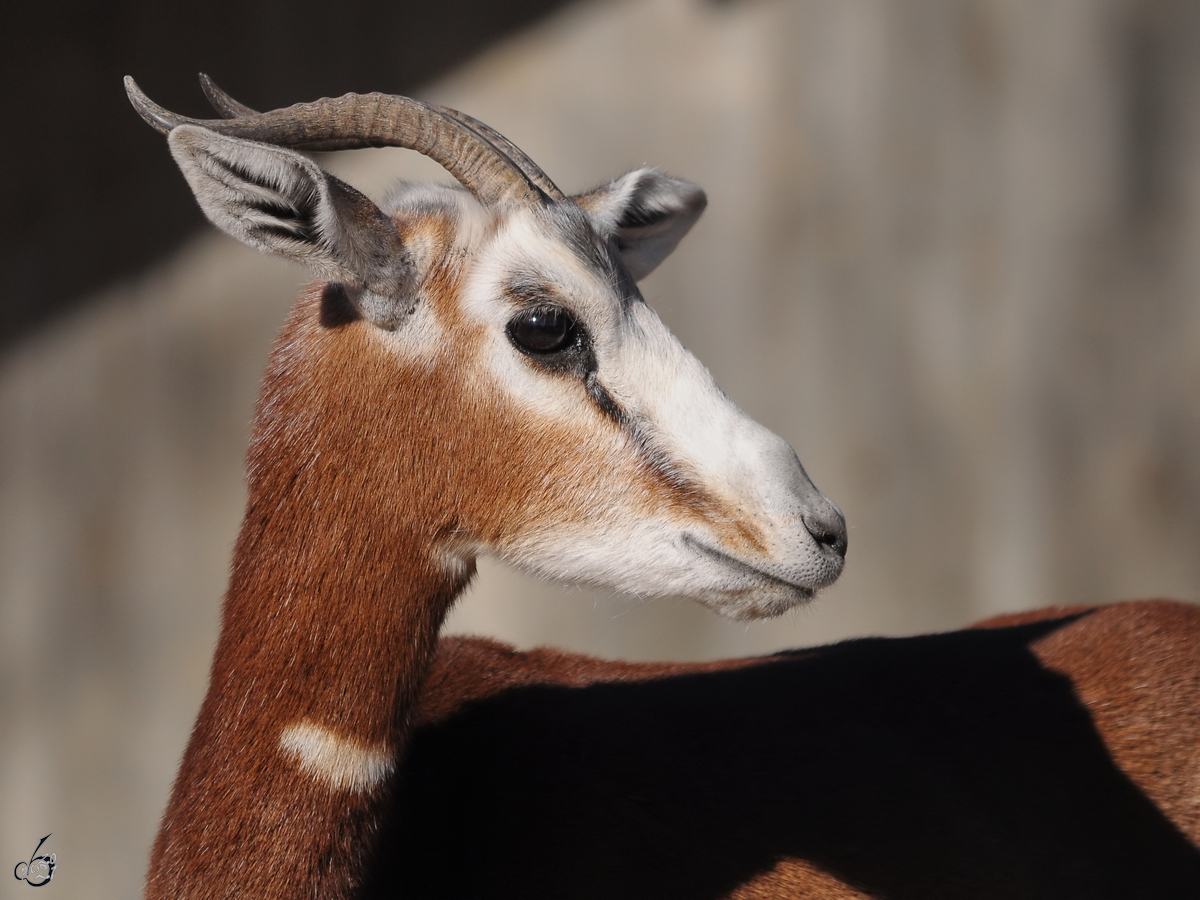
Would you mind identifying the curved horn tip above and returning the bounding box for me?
[198,73,258,119]
[124,76,182,135]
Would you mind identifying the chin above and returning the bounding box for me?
[703,583,818,621]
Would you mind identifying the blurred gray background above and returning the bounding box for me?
[3,1,1199,898]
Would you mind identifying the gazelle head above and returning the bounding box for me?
[128,77,846,620]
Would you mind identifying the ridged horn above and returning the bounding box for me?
[197,74,567,204]
[126,76,560,208]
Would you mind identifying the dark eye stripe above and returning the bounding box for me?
[505,302,625,425]
[585,372,624,424]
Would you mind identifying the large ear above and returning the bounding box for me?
[573,168,706,281]
[167,124,415,328]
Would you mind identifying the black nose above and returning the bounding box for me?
[803,507,848,559]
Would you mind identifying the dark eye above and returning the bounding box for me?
[508,306,579,354]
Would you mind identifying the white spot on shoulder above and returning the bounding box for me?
[279,720,395,793]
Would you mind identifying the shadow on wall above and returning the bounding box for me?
[0,0,577,348]
[2,1,1200,899]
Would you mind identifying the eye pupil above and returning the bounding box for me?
[509,307,577,354]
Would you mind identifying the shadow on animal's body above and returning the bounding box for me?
[124,77,1198,900]
[376,601,1200,899]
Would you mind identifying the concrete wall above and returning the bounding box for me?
[3,0,1199,897]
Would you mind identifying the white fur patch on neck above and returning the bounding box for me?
[279,720,394,793]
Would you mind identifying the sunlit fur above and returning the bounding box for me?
[167,126,848,617]
[462,218,830,610]
[143,107,1199,900]
[146,124,847,900]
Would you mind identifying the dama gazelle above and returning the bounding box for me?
[129,77,1200,900]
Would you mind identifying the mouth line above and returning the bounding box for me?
[681,535,815,598]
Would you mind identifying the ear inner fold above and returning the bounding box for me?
[168,124,415,327]
[574,168,707,281]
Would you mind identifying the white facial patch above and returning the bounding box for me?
[279,720,394,793]
[457,212,622,418]
[390,198,843,617]
[445,206,845,616]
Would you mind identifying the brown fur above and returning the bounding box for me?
[149,265,1200,900]
[148,184,1198,900]
[374,600,1200,899]
[970,594,1200,839]
[146,199,765,898]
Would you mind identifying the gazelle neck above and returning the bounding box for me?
[145,288,472,900]
[131,78,851,900]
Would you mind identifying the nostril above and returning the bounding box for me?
[803,513,848,559]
